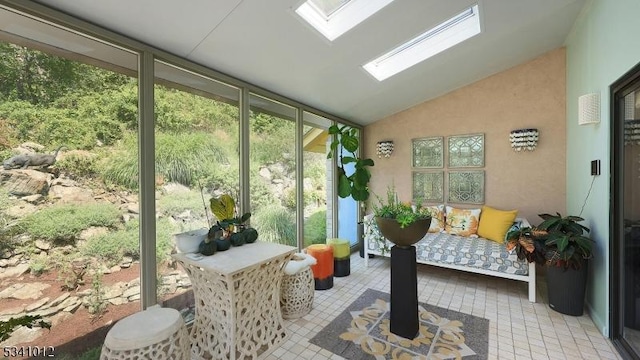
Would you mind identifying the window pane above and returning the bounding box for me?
[0,8,139,356]
[249,94,297,247]
[153,60,240,321]
[303,112,332,247]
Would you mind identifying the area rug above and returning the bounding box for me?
[309,288,489,359]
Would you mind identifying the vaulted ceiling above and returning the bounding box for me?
[31,0,586,125]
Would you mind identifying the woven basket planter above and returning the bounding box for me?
[280,266,314,319]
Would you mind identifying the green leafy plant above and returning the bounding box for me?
[537,213,594,269]
[0,315,50,342]
[372,186,431,228]
[304,209,327,247]
[327,124,374,201]
[505,213,594,270]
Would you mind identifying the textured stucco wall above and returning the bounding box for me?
[363,48,566,224]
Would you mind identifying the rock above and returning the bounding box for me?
[21,194,44,204]
[50,311,73,326]
[108,297,126,306]
[0,250,12,259]
[162,182,191,194]
[126,203,139,214]
[34,240,51,251]
[103,282,126,300]
[63,301,82,313]
[0,263,30,279]
[0,282,50,300]
[25,297,50,312]
[6,257,21,267]
[0,325,44,346]
[127,293,140,301]
[33,305,60,317]
[49,185,95,204]
[0,169,52,196]
[108,265,122,273]
[5,202,38,219]
[0,305,26,317]
[123,287,139,299]
[56,296,79,310]
[120,257,133,268]
[51,177,78,187]
[259,167,271,179]
[19,142,45,152]
[78,226,110,241]
[49,293,71,307]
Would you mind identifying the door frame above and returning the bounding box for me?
[610,60,640,360]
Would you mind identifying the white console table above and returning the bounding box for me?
[172,241,295,360]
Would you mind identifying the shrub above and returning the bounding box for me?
[81,218,175,265]
[252,205,296,247]
[304,210,327,247]
[18,203,121,243]
[157,190,207,219]
[101,132,231,189]
[55,151,99,179]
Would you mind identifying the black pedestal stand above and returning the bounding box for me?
[390,245,419,339]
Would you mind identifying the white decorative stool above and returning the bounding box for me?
[100,306,190,360]
[280,253,316,319]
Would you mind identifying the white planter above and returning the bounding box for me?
[173,228,208,253]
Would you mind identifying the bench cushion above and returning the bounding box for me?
[364,215,529,276]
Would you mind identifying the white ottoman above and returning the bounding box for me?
[280,253,316,319]
[100,306,190,360]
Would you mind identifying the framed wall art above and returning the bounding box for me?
[412,171,444,203]
[448,170,485,204]
[448,133,484,168]
[412,137,444,168]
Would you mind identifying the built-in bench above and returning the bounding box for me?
[363,215,536,302]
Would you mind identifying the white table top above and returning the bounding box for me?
[172,241,296,275]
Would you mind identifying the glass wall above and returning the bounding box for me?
[153,61,240,319]
[0,6,140,356]
[0,2,362,357]
[248,93,297,247]
[302,111,332,247]
[337,125,360,246]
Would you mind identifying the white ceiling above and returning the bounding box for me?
[31,0,586,125]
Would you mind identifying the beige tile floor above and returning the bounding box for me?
[265,253,622,360]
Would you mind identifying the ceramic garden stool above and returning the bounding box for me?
[100,306,190,360]
[327,238,350,277]
[306,244,334,290]
[280,253,316,319]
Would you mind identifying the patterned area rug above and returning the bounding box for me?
[309,289,489,359]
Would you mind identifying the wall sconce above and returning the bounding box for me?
[376,140,394,158]
[509,129,538,151]
[578,93,600,125]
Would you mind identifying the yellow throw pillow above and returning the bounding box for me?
[477,205,518,243]
[426,205,445,233]
[445,206,481,236]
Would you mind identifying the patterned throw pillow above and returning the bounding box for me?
[425,205,445,233]
[445,206,481,236]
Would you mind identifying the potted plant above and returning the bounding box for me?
[371,185,432,340]
[506,213,594,316]
[199,194,258,256]
[372,186,432,248]
[326,124,374,201]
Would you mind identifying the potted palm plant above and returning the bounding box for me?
[506,213,594,316]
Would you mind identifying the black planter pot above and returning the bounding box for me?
[546,260,588,316]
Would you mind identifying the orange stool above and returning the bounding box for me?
[306,244,334,290]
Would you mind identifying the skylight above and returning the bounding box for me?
[296,0,394,41]
[363,4,481,81]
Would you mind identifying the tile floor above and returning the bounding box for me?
[265,253,622,360]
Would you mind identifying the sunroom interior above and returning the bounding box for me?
[1,0,640,359]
